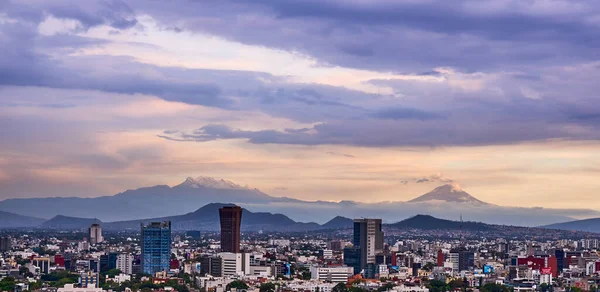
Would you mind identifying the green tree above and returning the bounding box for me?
[422,262,435,272]
[332,283,348,292]
[480,283,510,292]
[260,282,276,292]
[226,280,249,291]
[0,277,15,291]
[428,280,449,292]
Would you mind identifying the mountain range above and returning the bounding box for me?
[3,203,596,241]
[1,176,599,227]
[0,210,45,228]
[36,203,354,232]
[541,218,600,233]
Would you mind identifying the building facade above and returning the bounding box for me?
[344,218,383,278]
[310,266,354,283]
[116,254,134,275]
[219,206,242,253]
[141,221,172,275]
[88,224,103,245]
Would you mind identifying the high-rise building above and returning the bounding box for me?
[343,247,361,275]
[437,249,444,267]
[555,249,565,273]
[141,221,172,275]
[0,237,11,252]
[116,254,134,275]
[200,256,223,277]
[219,206,242,253]
[89,224,103,245]
[343,218,383,278]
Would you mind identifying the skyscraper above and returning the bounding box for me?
[141,221,171,275]
[89,224,103,244]
[0,237,11,252]
[344,218,383,278]
[437,249,444,267]
[219,206,242,253]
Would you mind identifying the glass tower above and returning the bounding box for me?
[141,221,171,275]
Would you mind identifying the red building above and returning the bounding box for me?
[54,255,65,267]
[437,250,444,267]
[517,255,558,277]
[170,259,179,269]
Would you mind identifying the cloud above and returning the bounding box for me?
[130,0,600,72]
[371,107,443,121]
[325,151,355,158]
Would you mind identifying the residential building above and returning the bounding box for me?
[116,254,134,275]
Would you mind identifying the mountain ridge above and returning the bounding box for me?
[0,177,596,226]
[0,210,45,228]
[540,217,600,233]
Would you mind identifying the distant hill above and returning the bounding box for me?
[40,215,102,230]
[541,218,600,233]
[0,210,45,228]
[321,216,353,230]
[104,203,322,231]
[388,214,493,231]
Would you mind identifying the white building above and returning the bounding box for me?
[448,253,459,272]
[218,252,250,276]
[58,284,102,292]
[322,249,333,259]
[106,273,131,284]
[287,281,336,292]
[116,254,134,275]
[393,285,429,292]
[78,241,90,252]
[249,266,273,277]
[310,266,353,283]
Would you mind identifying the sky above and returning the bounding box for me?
[1,0,600,209]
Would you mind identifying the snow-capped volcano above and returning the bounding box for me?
[408,183,491,205]
[175,176,249,190]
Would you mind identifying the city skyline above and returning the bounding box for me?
[2,1,600,210]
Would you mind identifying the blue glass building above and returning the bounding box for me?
[343,246,362,275]
[141,221,172,275]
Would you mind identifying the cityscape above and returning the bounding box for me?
[2,1,600,292]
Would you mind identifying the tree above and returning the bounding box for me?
[428,280,449,292]
[423,262,435,272]
[377,283,395,292]
[260,282,276,292]
[0,277,15,291]
[449,279,466,290]
[226,280,249,291]
[332,283,349,292]
[480,283,510,292]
